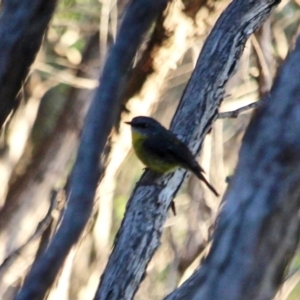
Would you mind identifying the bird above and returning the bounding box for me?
[125,116,219,197]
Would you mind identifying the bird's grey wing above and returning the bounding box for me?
[144,132,199,169]
[146,131,219,196]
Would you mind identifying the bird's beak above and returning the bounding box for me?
[125,121,132,125]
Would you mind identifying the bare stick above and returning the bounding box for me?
[218,101,261,119]
[0,192,57,275]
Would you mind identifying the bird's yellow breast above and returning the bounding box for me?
[131,131,177,173]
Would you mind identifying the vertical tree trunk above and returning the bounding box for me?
[0,0,57,128]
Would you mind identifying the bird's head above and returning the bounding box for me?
[125,116,164,137]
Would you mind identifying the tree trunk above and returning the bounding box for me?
[0,0,57,129]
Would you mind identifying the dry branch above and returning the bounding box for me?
[0,192,57,276]
[0,0,57,129]
[95,0,280,299]
[218,101,261,119]
[253,19,274,97]
[166,30,300,300]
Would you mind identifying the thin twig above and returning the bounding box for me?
[0,192,57,274]
[165,228,180,293]
[218,101,261,119]
[253,19,273,97]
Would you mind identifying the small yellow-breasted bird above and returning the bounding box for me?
[125,116,219,197]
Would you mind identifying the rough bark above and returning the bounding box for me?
[0,0,57,129]
[166,30,300,300]
[94,0,280,299]
[15,1,169,299]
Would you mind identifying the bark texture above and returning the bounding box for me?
[95,0,280,299]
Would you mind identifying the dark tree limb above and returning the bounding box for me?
[0,0,57,129]
[166,31,300,300]
[14,1,169,299]
[94,0,280,299]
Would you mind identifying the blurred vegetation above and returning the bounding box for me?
[1,0,300,299]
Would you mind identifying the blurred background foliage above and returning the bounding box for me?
[1,0,300,299]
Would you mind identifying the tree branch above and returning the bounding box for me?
[15,1,169,299]
[218,101,261,119]
[166,25,300,300]
[0,0,57,129]
[95,0,280,299]
[0,191,57,275]
[253,18,274,97]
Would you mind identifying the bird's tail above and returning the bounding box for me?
[191,165,219,197]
